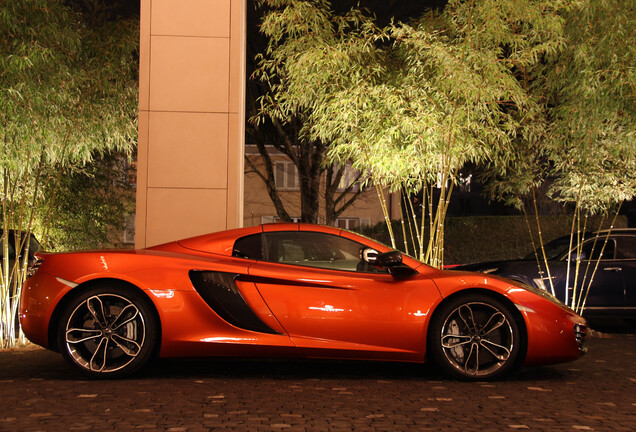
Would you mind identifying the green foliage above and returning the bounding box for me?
[44,154,135,251]
[479,0,635,313]
[255,0,575,266]
[484,0,635,213]
[255,0,633,314]
[546,0,635,213]
[0,0,138,347]
[250,1,370,224]
[1,0,137,171]
[257,0,571,189]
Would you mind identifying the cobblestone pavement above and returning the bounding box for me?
[0,334,635,432]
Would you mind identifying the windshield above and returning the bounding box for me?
[523,235,573,260]
[349,229,423,262]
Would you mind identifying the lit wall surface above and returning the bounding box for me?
[136,0,246,248]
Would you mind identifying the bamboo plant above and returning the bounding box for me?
[0,1,138,348]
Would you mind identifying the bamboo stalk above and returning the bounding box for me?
[419,188,427,261]
[425,183,435,263]
[522,206,543,278]
[375,182,396,249]
[574,214,598,312]
[399,190,409,255]
[403,188,418,256]
[578,203,622,314]
[569,204,583,308]
[1,169,10,347]
[532,189,556,295]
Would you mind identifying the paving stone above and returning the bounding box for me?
[1,335,635,431]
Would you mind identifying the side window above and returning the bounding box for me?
[262,231,386,273]
[615,236,636,259]
[581,238,615,260]
[233,234,262,260]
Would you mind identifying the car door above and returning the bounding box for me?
[614,235,636,317]
[573,237,625,315]
[243,231,441,359]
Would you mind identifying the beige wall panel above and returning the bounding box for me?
[135,111,150,249]
[151,0,231,38]
[139,0,151,111]
[137,0,245,248]
[226,113,244,229]
[149,36,230,113]
[146,188,227,246]
[228,0,245,114]
[147,112,228,189]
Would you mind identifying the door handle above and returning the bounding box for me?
[603,267,622,272]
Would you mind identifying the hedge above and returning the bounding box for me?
[357,215,628,265]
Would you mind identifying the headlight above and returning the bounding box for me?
[522,280,562,305]
[532,276,558,295]
[533,277,547,291]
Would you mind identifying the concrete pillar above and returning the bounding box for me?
[136,0,245,248]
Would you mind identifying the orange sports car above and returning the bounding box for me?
[20,223,587,379]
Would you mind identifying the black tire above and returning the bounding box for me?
[429,294,522,380]
[57,282,158,378]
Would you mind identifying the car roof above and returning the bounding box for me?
[155,224,351,257]
[596,228,636,235]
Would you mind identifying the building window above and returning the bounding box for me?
[335,164,360,192]
[274,161,299,190]
[261,215,275,224]
[336,218,359,230]
[123,214,135,244]
[261,215,301,224]
[459,174,472,193]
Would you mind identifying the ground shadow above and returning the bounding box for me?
[0,347,578,382]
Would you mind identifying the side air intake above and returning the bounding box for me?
[189,271,280,335]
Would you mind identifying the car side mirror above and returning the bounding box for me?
[568,252,587,261]
[374,250,403,268]
[362,249,417,277]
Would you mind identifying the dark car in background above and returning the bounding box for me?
[0,229,41,272]
[1,229,41,337]
[453,229,636,321]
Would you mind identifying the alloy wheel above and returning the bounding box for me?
[439,301,516,378]
[64,293,147,373]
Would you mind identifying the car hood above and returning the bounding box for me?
[452,260,524,272]
[442,267,566,308]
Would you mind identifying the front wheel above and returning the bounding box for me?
[57,283,158,378]
[429,294,522,380]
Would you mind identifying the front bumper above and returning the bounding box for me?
[514,288,588,366]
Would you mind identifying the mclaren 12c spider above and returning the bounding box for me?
[20,223,587,379]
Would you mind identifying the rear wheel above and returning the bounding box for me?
[57,283,158,378]
[429,294,521,380]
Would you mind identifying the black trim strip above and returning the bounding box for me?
[189,271,280,334]
[236,274,354,290]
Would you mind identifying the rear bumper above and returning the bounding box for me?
[20,271,74,349]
